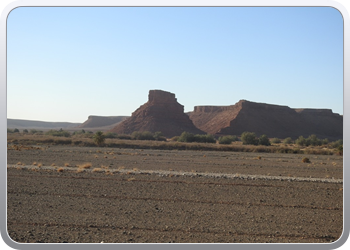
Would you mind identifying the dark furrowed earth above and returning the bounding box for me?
[7,145,343,243]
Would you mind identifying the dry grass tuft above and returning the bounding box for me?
[78,163,92,169]
[37,163,42,168]
[76,168,84,173]
[16,162,22,165]
[92,168,103,172]
[32,162,37,166]
[302,157,311,163]
[57,168,64,172]
[51,163,56,166]
[64,163,70,167]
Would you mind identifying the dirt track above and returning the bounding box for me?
[7,145,343,243]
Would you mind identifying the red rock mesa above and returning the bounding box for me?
[110,90,204,138]
[188,100,343,140]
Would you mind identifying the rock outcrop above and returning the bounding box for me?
[78,116,129,129]
[110,90,204,137]
[188,100,343,140]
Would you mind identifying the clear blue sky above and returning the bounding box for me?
[7,7,343,122]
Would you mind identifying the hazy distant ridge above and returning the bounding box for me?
[7,119,81,129]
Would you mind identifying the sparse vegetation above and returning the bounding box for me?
[258,134,271,146]
[218,135,238,145]
[6,131,343,155]
[131,131,155,141]
[283,137,293,144]
[177,132,215,143]
[271,138,281,144]
[45,129,71,137]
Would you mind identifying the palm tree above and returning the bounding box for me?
[93,131,105,146]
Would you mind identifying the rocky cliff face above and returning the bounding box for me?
[110,90,204,137]
[78,116,129,129]
[189,100,343,140]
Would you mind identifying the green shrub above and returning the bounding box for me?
[241,132,258,145]
[337,145,343,155]
[45,129,71,137]
[154,131,167,141]
[295,136,307,146]
[131,131,155,140]
[170,136,179,141]
[178,132,195,142]
[283,137,293,144]
[13,128,20,133]
[271,138,281,144]
[194,134,216,143]
[23,129,28,133]
[218,135,238,144]
[330,139,343,149]
[307,134,322,146]
[322,138,329,145]
[177,132,215,143]
[258,134,271,146]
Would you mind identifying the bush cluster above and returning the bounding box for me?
[218,135,238,145]
[283,137,293,144]
[45,129,70,137]
[295,134,329,147]
[271,138,281,144]
[177,132,216,143]
[131,131,166,141]
[241,132,271,146]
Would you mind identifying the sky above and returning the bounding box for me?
[6,7,344,123]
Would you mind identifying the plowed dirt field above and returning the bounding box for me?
[7,145,343,243]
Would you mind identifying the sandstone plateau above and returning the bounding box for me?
[188,100,343,140]
[110,90,204,138]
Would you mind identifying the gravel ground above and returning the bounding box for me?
[7,145,343,243]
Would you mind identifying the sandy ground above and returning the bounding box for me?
[7,145,343,243]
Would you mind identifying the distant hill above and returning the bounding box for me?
[7,119,81,130]
[78,115,129,129]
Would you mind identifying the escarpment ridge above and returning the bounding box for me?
[189,100,342,140]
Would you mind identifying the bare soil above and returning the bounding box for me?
[7,145,343,243]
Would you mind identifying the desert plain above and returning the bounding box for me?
[6,144,343,243]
